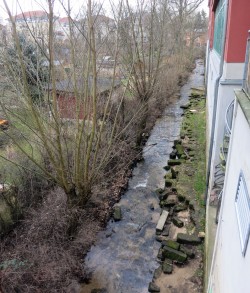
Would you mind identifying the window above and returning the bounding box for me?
[235,172,250,256]
[213,0,226,55]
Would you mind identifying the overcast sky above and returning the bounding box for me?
[0,0,209,23]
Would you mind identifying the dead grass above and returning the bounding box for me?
[0,188,102,292]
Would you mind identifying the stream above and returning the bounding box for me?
[81,60,205,293]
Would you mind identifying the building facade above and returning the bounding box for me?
[206,0,250,292]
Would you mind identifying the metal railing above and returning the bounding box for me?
[220,100,235,164]
[212,100,235,223]
[225,100,235,136]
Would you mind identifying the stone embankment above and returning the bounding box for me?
[148,88,206,293]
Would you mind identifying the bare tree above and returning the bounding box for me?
[0,0,205,209]
[168,0,204,54]
[114,0,168,143]
[1,0,144,207]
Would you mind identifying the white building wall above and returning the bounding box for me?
[206,48,244,190]
[209,101,250,293]
[211,82,241,162]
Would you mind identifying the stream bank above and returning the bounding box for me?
[149,86,206,293]
[81,60,205,293]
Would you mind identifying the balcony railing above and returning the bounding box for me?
[220,100,235,167]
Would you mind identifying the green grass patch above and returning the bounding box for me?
[175,95,206,232]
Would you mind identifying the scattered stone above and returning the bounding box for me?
[112,227,119,233]
[174,139,182,146]
[165,179,173,188]
[155,188,164,194]
[162,225,171,236]
[168,159,183,166]
[177,194,186,202]
[180,245,195,259]
[153,266,162,279]
[158,190,171,201]
[198,231,206,238]
[162,260,173,274]
[174,203,188,212]
[105,231,112,238]
[163,165,171,171]
[91,289,108,293]
[157,248,164,260]
[113,206,122,221]
[168,207,174,217]
[191,87,205,93]
[176,144,184,158]
[164,173,172,180]
[188,200,195,210]
[172,216,184,228]
[162,194,178,207]
[177,233,202,245]
[169,151,177,159]
[148,282,160,292]
[156,235,168,242]
[156,210,169,232]
[185,169,195,176]
[162,239,180,251]
[149,203,155,210]
[162,246,187,263]
[171,167,178,179]
[180,103,190,109]
[190,210,197,225]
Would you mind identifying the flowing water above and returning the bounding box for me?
[81,60,205,293]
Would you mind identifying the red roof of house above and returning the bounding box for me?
[59,17,70,23]
[14,10,48,20]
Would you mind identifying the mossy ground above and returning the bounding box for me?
[177,90,206,282]
[154,88,207,292]
[177,91,206,229]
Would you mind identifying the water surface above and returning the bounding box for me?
[82,60,204,293]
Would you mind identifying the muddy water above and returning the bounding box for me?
[81,60,205,293]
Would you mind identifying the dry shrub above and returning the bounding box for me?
[0,188,101,293]
[143,54,195,132]
[0,52,197,293]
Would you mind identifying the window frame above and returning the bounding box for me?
[235,172,250,256]
[213,0,226,56]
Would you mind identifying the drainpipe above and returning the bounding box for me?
[205,0,229,204]
[205,43,210,88]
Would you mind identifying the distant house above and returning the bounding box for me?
[205,0,250,292]
[185,31,207,47]
[55,17,80,41]
[79,14,116,45]
[52,77,120,119]
[7,10,49,39]
[14,10,48,22]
